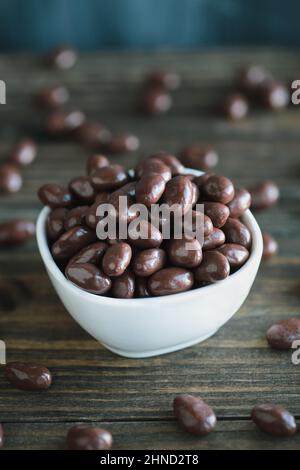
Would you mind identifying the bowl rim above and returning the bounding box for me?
[36,171,263,306]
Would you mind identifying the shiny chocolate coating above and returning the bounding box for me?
[168,238,202,268]
[68,241,107,265]
[150,152,184,175]
[135,173,165,207]
[262,232,278,260]
[217,243,249,269]
[85,202,102,229]
[189,211,214,238]
[257,80,289,111]
[202,228,225,250]
[111,269,135,298]
[238,65,271,92]
[142,87,172,114]
[202,175,235,204]
[46,46,77,70]
[0,163,23,193]
[77,121,112,148]
[52,226,97,261]
[227,188,251,218]
[163,176,194,215]
[105,133,140,154]
[222,218,251,248]
[173,394,217,436]
[132,248,166,277]
[66,262,111,295]
[90,164,128,191]
[102,242,132,277]
[191,183,199,206]
[69,176,96,204]
[136,158,172,182]
[135,277,151,297]
[64,206,89,230]
[9,139,37,166]
[86,154,109,174]
[248,180,280,210]
[5,362,52,391]
[194,251,230,282]
[66,425,113,450]
[128,220,163,249]
[204,202,230,228]
[223,93,249,121]
[180,144,219,170]
[46,109,85,135]
[38,183,73,208]
[47,208,68,241]
[252,404,297,437]
[266,318,300,350]
[0,219,35,247]
[148,267,194,296]
[36,85,69,109]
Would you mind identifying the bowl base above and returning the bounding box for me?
[102,329,219,358]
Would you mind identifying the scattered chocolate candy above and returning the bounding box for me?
[180,144,219,170]
[67,425,113,450]
[173,394,217,436]
[227,188,251,218]
[223,93,249,121]
[0,219,35,247]
[46,109,86,135]
[194,251,230,282]
[256,80,289,111]
[0,164,23,194]
[238,65,271,94]
[248,180,280,210]
[150,152,184,175]
[142,87,172,115]
[217,243,250,269]
[145,71,181,91]
[266,318,300,350]
[86,154,110,174]
[38,184,73,208]
[77,122,112,148]
[252,404,297,437]
[46,46,77,70]
[5,362,52,391]
[105,133,140,154]
[9,139,37,166]
[36,85,69,109]
[262,232,278,260]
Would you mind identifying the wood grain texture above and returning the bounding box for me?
[0,48,300,450]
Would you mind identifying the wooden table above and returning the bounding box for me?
[0,48,300,450]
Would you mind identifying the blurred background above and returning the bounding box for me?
[0,0,298,52]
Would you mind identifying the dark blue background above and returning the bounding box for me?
[0,0,298,51]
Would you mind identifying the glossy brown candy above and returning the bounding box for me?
[142,87,172,114]
[163,176,194,215]
[135,277,151,297]
[9,139,37,166]
[85,201,105,229]
[202,228,225,250]
[47,208,68,241]
[36,85,69,109]
[77,121,112,148]
[252,404,297,437]
[150,152,184,175]
[180,144,219,170]
[202,175,235,204]
[105,133,140,154]
[0,163,23,193]
[168,238,202,268]
[217,243,249,269]
[193,172,213,189]
[66,425,113,450]
[204,202,230,228]
[262,232,278,260]
[135,173,165,207]
[173,394,217,436]
[227,188,251,218]
[69,176,96,204]
[238,65,271,93]
[128,220,163,249]
[266,318,300,350]
[46,46,77,70]
[148,267,194,296]
[191,183,199,206]
[136,158,172,182]
[90,164,128,191]
[188,211,214,238]
[68,241,107,265]
[46,109,85,135]
[5,362,52,391]
[132,248,166,277]
[222,218,251,248]
[0,424,3,448]
[111,269,135,298]
[102,242,132,277]
[108,182,137,223]
[52,226,97,261]
[248,180,280,210]
[223,93,249,121]
[64,206,89,230]
[66,262,111,295]
[194,251,230,282]
[145,71,181,90]
[38,183,73,208]
[0,219,35,247]
[86,154,109,174]
[256,80,289,111]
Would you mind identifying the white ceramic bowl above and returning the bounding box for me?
[36,173,263,358]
